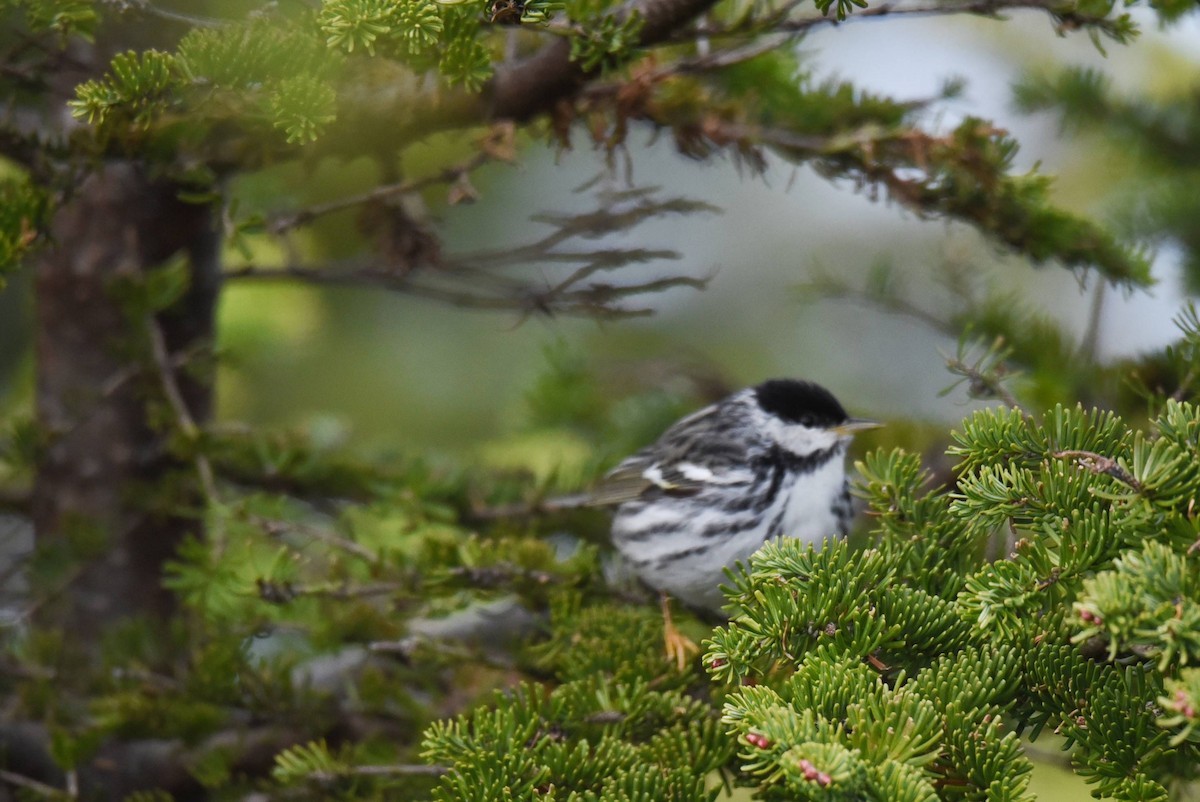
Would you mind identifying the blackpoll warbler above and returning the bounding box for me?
[593,379,879,665]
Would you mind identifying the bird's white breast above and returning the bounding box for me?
[776,452,848,545]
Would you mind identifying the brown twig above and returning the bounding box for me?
[369,635,520,671]
[40,342,211,447]
[103,0,226,27]
[0,566,84,629]
[446,563,561,588]
[269,150,498,236]
[97,342,210,401]
[256,579,411,604]
[469,492,593,521]
[797,268,959,337]
[223,262,709,319]
[145,316,218,503]
[944,354,1026,413]
[0,767,69,799]
[257,516,381,563]
[1052,450,1141,491]
[1079,279,1106,363]
[245,187,717,319]
[462,194,719,265]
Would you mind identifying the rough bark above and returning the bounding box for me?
[31,162,219,633]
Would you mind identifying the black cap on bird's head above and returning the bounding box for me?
[754,379,881,434]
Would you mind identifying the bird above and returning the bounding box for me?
[591,378,879,667]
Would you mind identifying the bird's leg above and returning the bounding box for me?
[661,592,699,671]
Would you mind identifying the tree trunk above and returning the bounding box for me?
[31,162,219,634]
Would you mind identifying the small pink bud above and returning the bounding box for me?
[816,772,832,787]
[745,733,772,749]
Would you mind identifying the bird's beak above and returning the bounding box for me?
[834,418,883,436]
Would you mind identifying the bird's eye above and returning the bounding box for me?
[798,415,815,427]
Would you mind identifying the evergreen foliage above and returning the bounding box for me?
[415,347,1200,799]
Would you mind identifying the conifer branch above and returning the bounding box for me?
[353,0,1133,145]
[329,0,725,142]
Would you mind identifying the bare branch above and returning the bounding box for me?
[224,262,707,319]
[469,492,593,521]
[0,767,69,800]
[145,316,218,503]
[797,268,958,336]
[1079,279,1106,362]
[944,352,1026,412]
[269,141,510,235]
[461,193,718,264]
[224,260,696,316]
[369,634,519,671]
[228,189,716,320]
[100,0,226,28]
[446,563,562,588]
[257,516,381,563]
[256,579,411,604]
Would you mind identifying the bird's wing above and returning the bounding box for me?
[587,455,661,506]
[588,403,756,506]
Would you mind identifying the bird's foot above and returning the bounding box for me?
[661,593,699,671]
